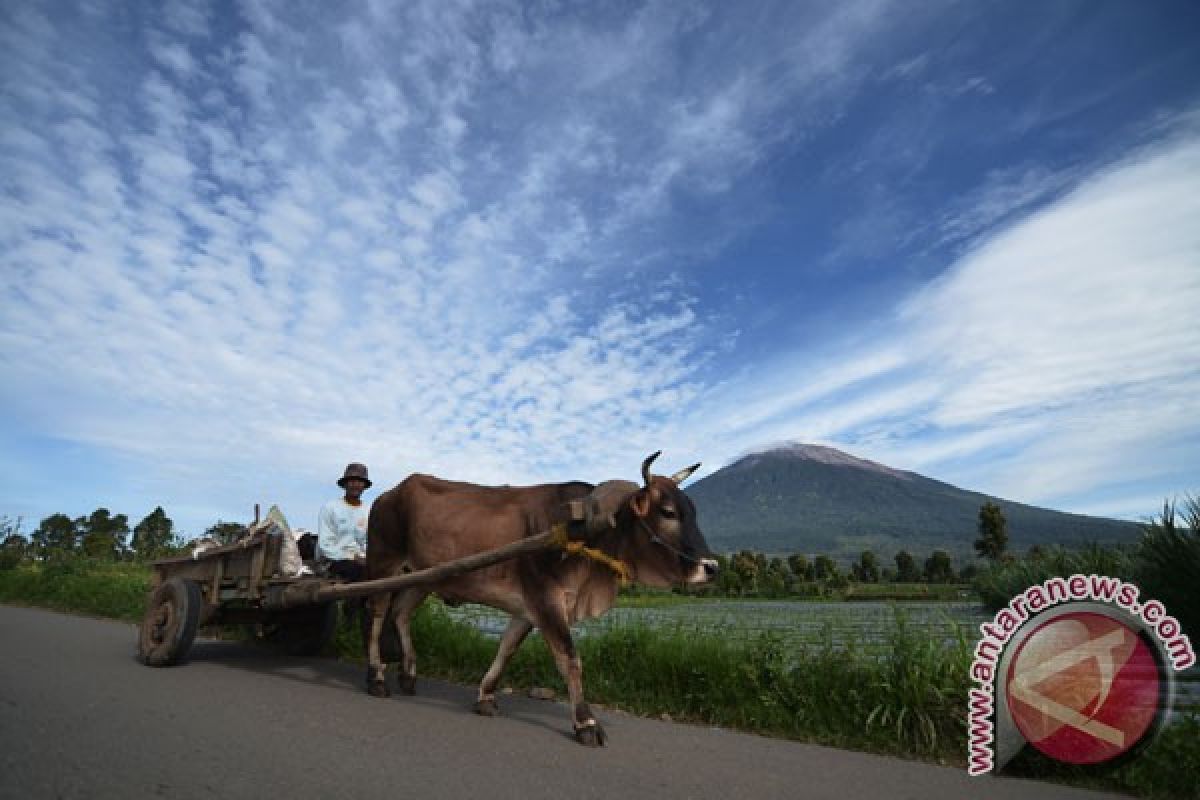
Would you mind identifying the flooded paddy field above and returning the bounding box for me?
[444,598,991,652]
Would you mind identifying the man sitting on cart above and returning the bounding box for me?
[318,462,372,583]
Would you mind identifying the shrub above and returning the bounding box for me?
[1136,495,1200,640]
[973,542,1137,612]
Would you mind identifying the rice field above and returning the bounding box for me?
[444,598,991,654]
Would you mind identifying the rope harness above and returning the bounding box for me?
[636,517,702,565]
[548,491,700,585]
[547,522,632,586]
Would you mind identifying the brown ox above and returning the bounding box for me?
[364,452,717,745]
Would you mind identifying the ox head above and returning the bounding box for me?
[584,452,718,588]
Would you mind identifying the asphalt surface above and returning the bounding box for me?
[0,605,1126,800]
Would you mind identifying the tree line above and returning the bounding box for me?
[703,548,967,597]
[700,501,1010,597]
[0,508,248,567]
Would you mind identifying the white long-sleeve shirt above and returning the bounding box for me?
[317,498,369,561]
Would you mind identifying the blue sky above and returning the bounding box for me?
[2,1,1198,540]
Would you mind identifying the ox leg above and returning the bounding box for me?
[536,611,606,746]
[365,592,391,698]
[475,616,533,717]
[391,588,428,696]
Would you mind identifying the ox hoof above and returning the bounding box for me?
[574,722,607,747]
[397,674,417,696]
[475,698,500,717]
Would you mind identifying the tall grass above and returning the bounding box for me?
[0,559,149,621]
[973,495,1199,641]
[1135,495,1200,641]
[973,542,1137,612]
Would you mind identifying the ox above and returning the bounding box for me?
[364,452,718,745]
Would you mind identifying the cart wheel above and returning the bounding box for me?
[259,602,338,656]
[138,578,202,667]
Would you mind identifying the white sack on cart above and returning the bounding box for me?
[257,505,307,577]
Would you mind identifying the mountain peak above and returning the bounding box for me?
[736,442,912,480]
[688,441,1141,558]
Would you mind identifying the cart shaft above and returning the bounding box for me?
[269,527,565,608]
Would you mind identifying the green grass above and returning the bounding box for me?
[3,559,1197,798]
[0,560,150,621]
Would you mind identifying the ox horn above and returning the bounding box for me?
[670,462,701,485]
[641,451,662,486]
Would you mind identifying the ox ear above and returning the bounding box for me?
[670,462,701,485]
[629,489,651,519]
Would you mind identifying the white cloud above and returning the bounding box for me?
[714,347,908,437]
[148,38,195,76]
[161,0,211,38]
[883,52,930,81]
[931,164,1077,251]
[903,132,1200,429]
[5,1,786,531]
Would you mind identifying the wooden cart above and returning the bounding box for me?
[137,509,592,667]
[138,519,351,665]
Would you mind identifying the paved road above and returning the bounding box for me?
[0,605,1122,800]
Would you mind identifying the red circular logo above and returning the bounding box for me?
[1005,611,1162,765]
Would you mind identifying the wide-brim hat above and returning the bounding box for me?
[337,462,372,489]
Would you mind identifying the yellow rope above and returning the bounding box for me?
[547,523,631,585]
[563,541,631,586]
[547,522,570,548]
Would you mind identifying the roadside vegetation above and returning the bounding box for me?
[0,556,149,621]
[972,494,1200,639]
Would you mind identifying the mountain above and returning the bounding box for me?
[686,443,1141,561]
